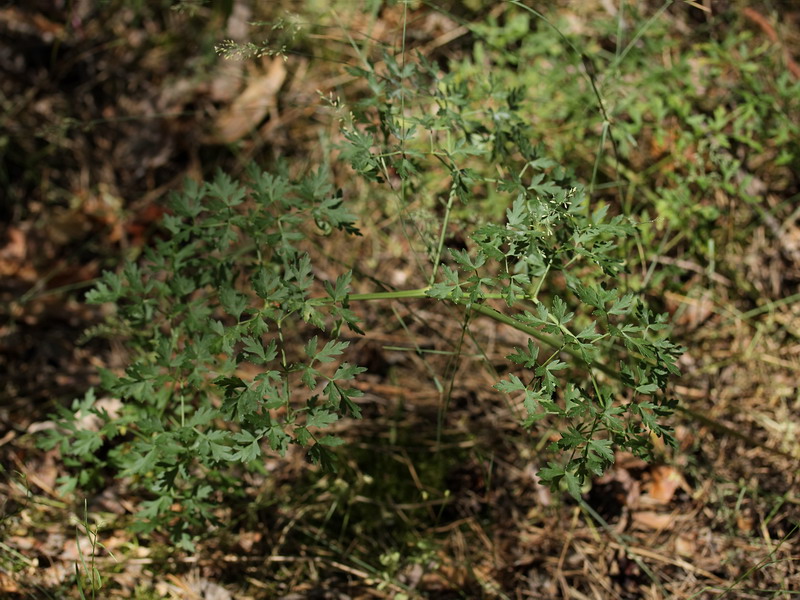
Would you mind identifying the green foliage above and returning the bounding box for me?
[75,501,106,600]
[42,164,365,543]
[452,3,800,262]
[43,4,684,543]
[335,41,682,489]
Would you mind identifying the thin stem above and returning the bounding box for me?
[312,287,615,377]
[611,0,673,70]
[311,284,796,462]
[429,185,457,285]
[589,120,609,197]
[531,260,552,302]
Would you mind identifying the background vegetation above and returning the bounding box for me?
[1,0,799,598]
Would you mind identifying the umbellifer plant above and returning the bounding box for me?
[42,16,681,547]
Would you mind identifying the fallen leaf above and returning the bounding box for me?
[644,465,685,505]
[675,534,695,557]
[237,530,262,553]
[160,572,233,600]
[0,8,64,41]
[593,452,645,508]
[0,430,16,447]
[632,510,675,530]
[74,397,123,432]
[737,513,754,533]
[58,536,96,562]
[0,227,36,281]
[0,572,20,593]
[212,58,286,143]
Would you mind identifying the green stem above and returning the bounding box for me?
[313,288,795,463]
[468,303,618,380]
[530,260,552,302]
[429,187,457,286]
[346,287,431,301]
[314,287,619,380]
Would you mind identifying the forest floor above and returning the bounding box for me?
[2,1,799,598]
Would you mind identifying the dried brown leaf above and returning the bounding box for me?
[644,465,685,505]
[212,59,286,143]
[632,510,675,530]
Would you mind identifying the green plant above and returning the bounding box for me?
[0,468,37,582]
[74,501,109,600]
[452,2,800,268]
[41,4,682,544]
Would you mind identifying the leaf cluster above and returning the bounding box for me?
[336,46,682,494]
[42,165,363,543]
[44,9,684,543]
